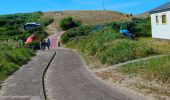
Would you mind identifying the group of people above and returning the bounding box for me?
[40,38,51,51]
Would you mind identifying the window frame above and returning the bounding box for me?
[162,14,167,24]
[155,15,159,24]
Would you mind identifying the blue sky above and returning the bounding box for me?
[0,0,168,15]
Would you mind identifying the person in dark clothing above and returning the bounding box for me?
[58,41,60,47]
[46,38,51,50]
[40,40,46,51]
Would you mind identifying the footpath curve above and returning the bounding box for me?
[45,48,151,100]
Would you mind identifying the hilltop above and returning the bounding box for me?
[135,12,150,18]
[42,10,132,34]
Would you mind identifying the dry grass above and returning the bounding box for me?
[135,12,150,18]
[42,10,132,33]
[139,38,170,54]
[95,70,170,100]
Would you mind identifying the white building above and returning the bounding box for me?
[150,2,170,39]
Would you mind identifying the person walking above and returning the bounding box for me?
[39,41,43,51]
[46,38,51,50]
[40,40,46,51]
[58,41,60,47]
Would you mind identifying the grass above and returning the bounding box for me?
[118,55,170,83]
[66,27,159,67]
[140,38,170,54]
[0,39,35,80]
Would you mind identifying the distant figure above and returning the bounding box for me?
[40,41,43,51]
[46,38,51,50]
[40,40,46,51]
[58,41,60,47]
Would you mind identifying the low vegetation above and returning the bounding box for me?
[60,17,81,31]
[0,39,35,80]
[118,56,170,83]
[63,25,159,66]
[107,17,151,37]
[61,25,92,44]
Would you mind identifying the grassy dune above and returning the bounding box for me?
[64,27,159,69]
[42,10,132,33]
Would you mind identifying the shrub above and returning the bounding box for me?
[6,26,18,31]
[16,31,30,41]
[26,41,40,50]
[43,18,54,26]
[61,26,92,44]
[4,30,22,36]
[106,22,121,31]
[124,17,151,37]
[107,17,151,38]
[60,17,80,30]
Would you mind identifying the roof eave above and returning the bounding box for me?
[150,8,170,14]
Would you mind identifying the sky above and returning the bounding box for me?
[0,0,168,15]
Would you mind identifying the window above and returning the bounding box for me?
[156,15,159,24]
[162,14,167,24]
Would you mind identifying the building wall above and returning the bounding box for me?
[151,11,170,39]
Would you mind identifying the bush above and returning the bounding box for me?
[60,17,80,31]
[107,17,151,38]
[43,18,54,26]
[16,31,30,41]
[132,17,151,37]
[4,30,22,36]
[106,22,121,31]
[26,41,40,50]
[61,26,92,44]
[0,11,43,27]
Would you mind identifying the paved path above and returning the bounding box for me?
[48,32,64,49]
[45,48,149,100]
[0,51,56,100]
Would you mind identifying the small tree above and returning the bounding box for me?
[60,17,80,31]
